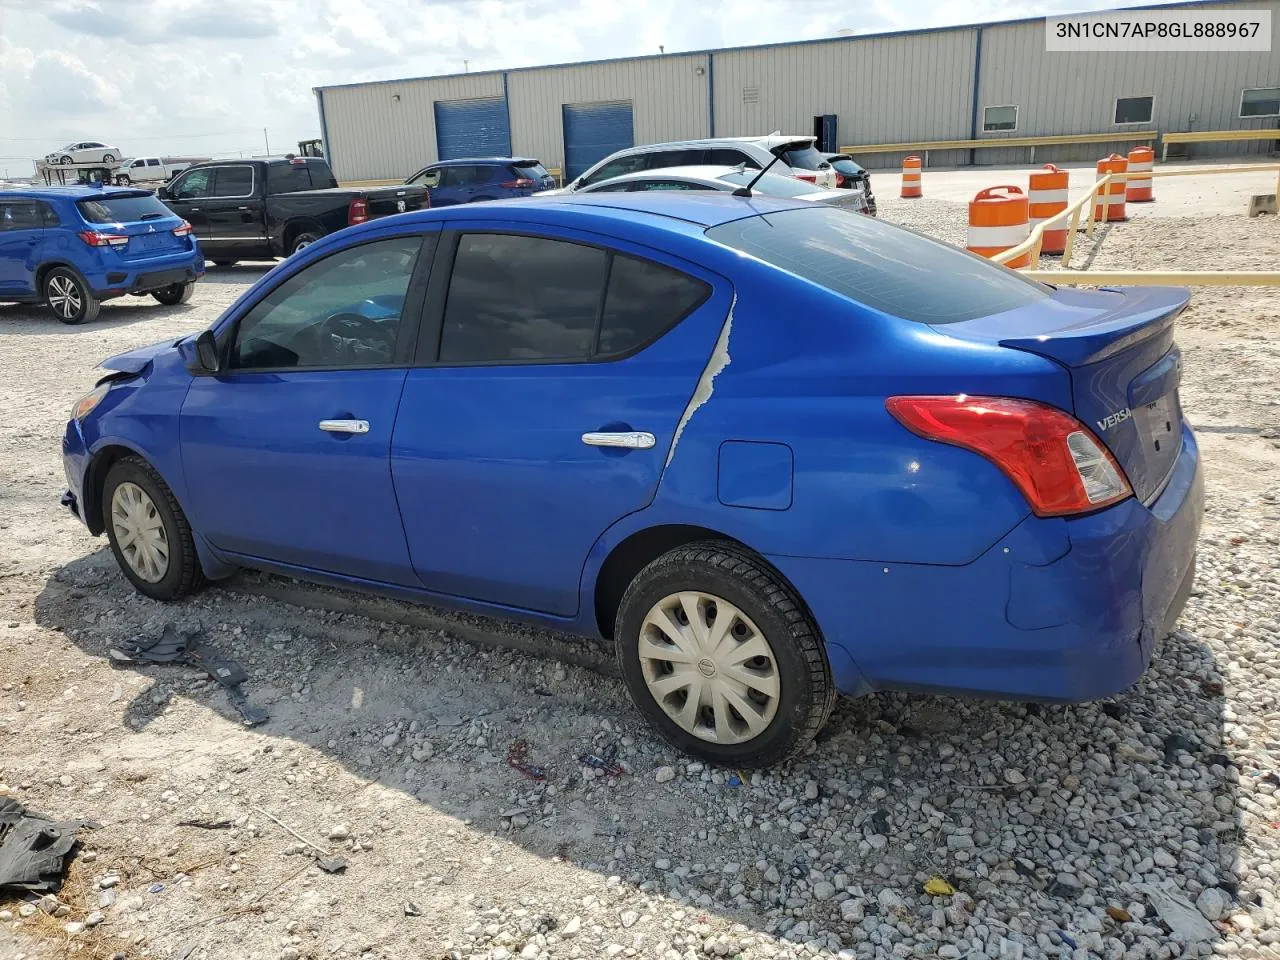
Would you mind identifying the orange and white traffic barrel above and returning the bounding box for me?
[1028,164,1069,255]
[901,155,922,198]
[967,186,1030,267]
[1126,145,1154,202]
[1094,154,1128,222]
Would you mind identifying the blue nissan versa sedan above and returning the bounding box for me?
[62,193,1203,766]
[1,185,204,324]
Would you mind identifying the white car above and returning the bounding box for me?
[572,165,870,213]
[540,135,838,196]
[45,141,122,166]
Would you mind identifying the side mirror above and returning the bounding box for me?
[195,330,221,373]
[156,185,170,200]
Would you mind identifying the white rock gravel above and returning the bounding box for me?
[0,195,1278,960]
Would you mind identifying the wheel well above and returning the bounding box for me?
[283,220,325,250]
[35,261,84,295]
[594,524,753,639]
[82,444,136,535]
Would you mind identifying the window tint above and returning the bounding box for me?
[441,234,608,362]
[130,159,145,168]
[213,166,254,197]
[146,158,161,167]
[440,166,477,187]
[777,142,827,170]
[707,206,1049,324]
[579,154,649,187]
[232,236,425,370]
[410,168,442,188]
[511,161,550,179]
[708,148,758,168]
[1241,87,1280,117]
[827,157,864,177]
[983,105,1018,132]
[599,255,709,356]
[267,162,314,194]
[0,201,40,230]
[1114,96,1153,124]
[77,193,172,224]
[171,169,211,200]
[586,181,635,193]
[647,149,707,169]
[39,202,60,226]
[635,180,709,192]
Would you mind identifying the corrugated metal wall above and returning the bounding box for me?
[318,0,1280,181]
[507,55,709,173]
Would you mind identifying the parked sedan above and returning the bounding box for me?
[46,141,122,166]
[823,153,877,216]
[62,193,1202,767]
[405,158,557,205]
[575,165,869,213]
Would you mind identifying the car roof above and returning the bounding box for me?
[429,157,539,166]
[625,135,815,152]
[0,184,152,201]
[593,165,739,188]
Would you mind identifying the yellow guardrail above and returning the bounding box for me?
[338,178,402,188]
[1161,129,1280,161]
[839,131,1158,164]
[1023,271,1280,286]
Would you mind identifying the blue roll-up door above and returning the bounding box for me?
[434,97,511,160]
[562,101,634,180]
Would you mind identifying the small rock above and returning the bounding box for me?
[946,834,975,851]
[998,938,1024,960]
[98,889,116,909]
[655,858,671,871]
[491,948,511,960]
[280,950,301,960]
[764,865,781,884]
[1153,849,1177,869]
[1196,887,1229,921]
[812,881,836,901]
[878,889,907,913]
[562,916,581,937]
[1003,769,1026,785]
[841,899,864,923]
[804,781,819,800]
[939,947,962,960]
[19,904,38,917]
[98,875,119,889]
[381,732,399,748]
[654,766,676,784]
[84,911,104,927]
[620,909,639,928]
[520,945,539,960]
[64,922,85,935]
[788,821,807,836]
[327,825,350,841]
[0,910,11,921]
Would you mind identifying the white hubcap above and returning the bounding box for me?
[47,276,82,320]
[111,482,169,583]
[639,591,780,744]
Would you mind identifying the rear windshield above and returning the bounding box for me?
[706,206,1049,324]
[715,170,825,197]
[76,193,173,224]
[775,142,828,170]
[512,161,550,179]
[828,157,864,176]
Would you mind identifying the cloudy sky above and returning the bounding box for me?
[0,0,1149,176]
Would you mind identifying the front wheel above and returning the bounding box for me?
[59,155,73,165]
[152,281,195,306]
[290,231,320,256]
[44,268,100,325]
[115,174,131,186]
[102,153,115,163]
[102,456,206,601]
[616,542,835,768]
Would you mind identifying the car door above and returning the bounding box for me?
[390,225,731,615]
[164,168,213,240]
[181,229,437,584]
[436,166,479,205]
[0,200,44,295]
[203,165,262,253]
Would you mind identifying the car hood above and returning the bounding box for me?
[100,336,185,375]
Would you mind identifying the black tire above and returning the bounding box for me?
[152,281,195,306]
[102,153,115,163]
[212,260,238,268]
[290,231,321,256]
[102,456,206,602]
[115,174,131,186]
[43,267,100,325]
[59,155,73,165]
[616,541,835,768]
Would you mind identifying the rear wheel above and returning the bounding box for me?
[616,541,835,767]
[102,456,206,601]
[290,231,320,255]
[102,153,115,163]
[44,268,100,325]
[152,281,195,306]
[59,155,73,165]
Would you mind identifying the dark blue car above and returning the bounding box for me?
[61,194,1202,766]
[0,185,204,324]
[404,158,556,205]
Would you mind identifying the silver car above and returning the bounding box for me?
[570,165,869,213]
[540,135,838,195]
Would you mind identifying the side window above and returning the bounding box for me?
[651,148,707,168]
[212,166,254,198]
[171,169,211,200]
[267,163,314,194]
[146,158,162,167]
[440,167,467,187]
[410,168,442,188]
[440,234,607,363]
[38,202,60,226]
[231,236,426,370]
[708,148,758,168]
[0,201,41,230]
[586,182,635,193]
[580,154,649,187]
[599,255,709,356]
[131,159,145,169]
[636,181,707,192]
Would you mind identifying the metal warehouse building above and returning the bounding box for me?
[314,0,1280,183]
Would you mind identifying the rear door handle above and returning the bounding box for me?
[238,206,250,211]
[188,206,201,211]
[581,431,655,449]
[319,419,369,434]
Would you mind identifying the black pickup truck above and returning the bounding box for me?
[158,157,428,265]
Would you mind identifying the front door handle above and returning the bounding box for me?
[581,431,655,449]
[237,206,250,211]
[319,419,369,434]
[188,206,201,212]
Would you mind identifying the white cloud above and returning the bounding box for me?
[0,0,1156,175]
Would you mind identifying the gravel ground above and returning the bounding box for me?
[1,196,1278,960]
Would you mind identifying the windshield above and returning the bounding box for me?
[775,142,828,171]
[77,193,174,224]
[828,157,864,176]
[706,206,1049,324]
[513,161,550,179]
[715,170,826,197]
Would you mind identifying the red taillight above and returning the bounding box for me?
[835,174,845,187]
[500,178,535,189]
[885,395,1132,517]
[795,173,817,183]
[348,198,369,225]
[78,230,128,247]
[172,221,192,237]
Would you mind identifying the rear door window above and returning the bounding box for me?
[212,165,254,198]
[0,200,40,230]
[599,255,709,355]
[77,193,173,224]
[579,154,649,187]
[708,148,759,168]
[707,206,1048,324]
[267,163,315,194]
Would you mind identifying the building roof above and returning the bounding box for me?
[314,0,1246,93]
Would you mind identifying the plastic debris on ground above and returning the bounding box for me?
[176,818,234,830]
[923,876,956,896]
[1107,906,1133,922]
[316,857,347,874]
[0,798,97,893]
[110,622,269,726]
[506,739,547,781]
[1139,883,1219,942]
[1057,932,1078,949]
[578,742,626,777]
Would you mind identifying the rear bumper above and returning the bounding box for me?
[87,251,204,298]
[771,425,1204,701]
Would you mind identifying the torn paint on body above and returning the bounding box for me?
[665,296,734,469]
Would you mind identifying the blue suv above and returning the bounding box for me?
[0,185,204,324]
[404,158,556,205]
